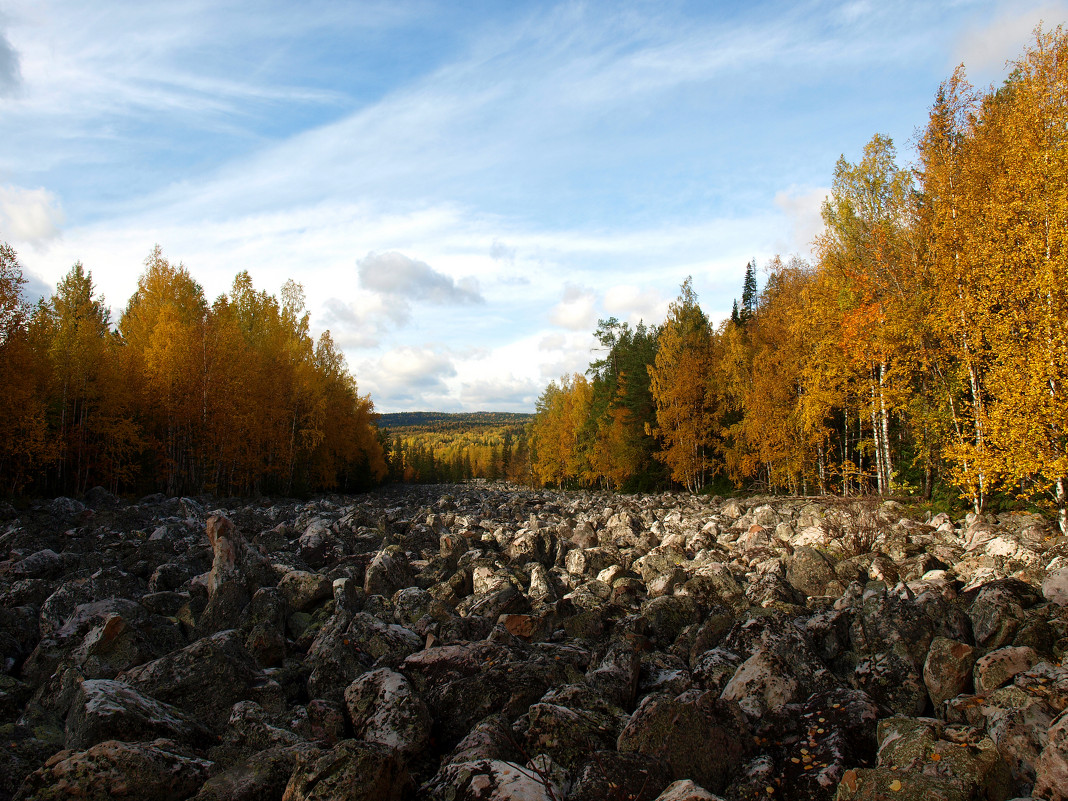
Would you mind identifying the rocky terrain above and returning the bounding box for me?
[1,483,1068,801]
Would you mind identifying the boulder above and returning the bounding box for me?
[653,781,722,801]
[967,579,1042,653]
[973,646,1042,693]
[569,750,672,801]
[923,638,976,711]
[305,612,420,704]
[617,689,751,793]
[787,546,839,597]
[278,571,333,613]
[364,546,415,598]
[343,668,431,757]
[1035,708,1068,801]
[64,678,211,750]
[118,629,273,732]
[193,744,317,801]
[15,738,212,801]
[281,739,409,801]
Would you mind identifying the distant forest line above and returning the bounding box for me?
[378,412,532,485]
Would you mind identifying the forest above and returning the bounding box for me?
[0,245,387,498]
[378,412,531,485]
[529,29,1068,532]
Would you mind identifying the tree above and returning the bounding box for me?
[0,243,53,492]
[917,66,988,508]
[817,134,917,495]
[741,260,758,322]
[530,374,593,488]
[719,257,823,494]
[120,246,208,494]
[955,28,1068,530]
[40,262,137,494]
[648,278,716,493]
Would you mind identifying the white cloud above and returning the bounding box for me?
[0,185,64,244]
[320,296,390,348]
[954,2,1068,75]
[549,284,597,331]
[603,284,669,326]
[773,186,829,257]
[460,374,540,411]
[363,345,458,407]
[358,250,484,305]
[539,333,566,351]
[489,238,516,265]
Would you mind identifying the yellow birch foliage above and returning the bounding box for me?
[0,244,53,492]
[530,374,592,487]
[649,278,715,493]
[721,258,822,493]
[964,29,1068,524]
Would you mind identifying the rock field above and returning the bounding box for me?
[2,483,1068,801]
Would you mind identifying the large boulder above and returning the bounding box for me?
[64,678,210,750]
[423,758,565,801]
[281,740,408,801]
[617,689,751,793]
[197,515,275,636]
[118,629,274,732]
[364,546,415,599]
[1035,708,1068,801]
[306,612,421,704]
[923,638,976,711]
[343,668,431,758]
[14,738,212,801]
[193,744,317,801]
[787,546,839,597]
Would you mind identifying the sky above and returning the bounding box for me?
[1,0,1064,413]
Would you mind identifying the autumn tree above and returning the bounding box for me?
[0,243,53,492]
[817,134,917,495]
[119,246,208,494]
[586,318,662,490]
[720,257,824,493]
[930,28,1068,530]
[530,374,593,488]
[34,262,138,494]
[917,66,989,508]
[649,278,716,493]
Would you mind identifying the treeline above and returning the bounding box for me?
[530,29,1068,531]
[380,414,531,484]
[0,245,386,498]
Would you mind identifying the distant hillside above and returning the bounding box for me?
[377,411,534,431]
[376,411,532,484]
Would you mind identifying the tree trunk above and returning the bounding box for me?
[870,378,885,495]
[1057,476,1067,536]
[878,362,892,493]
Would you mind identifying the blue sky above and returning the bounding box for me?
[0,0,1063,412]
